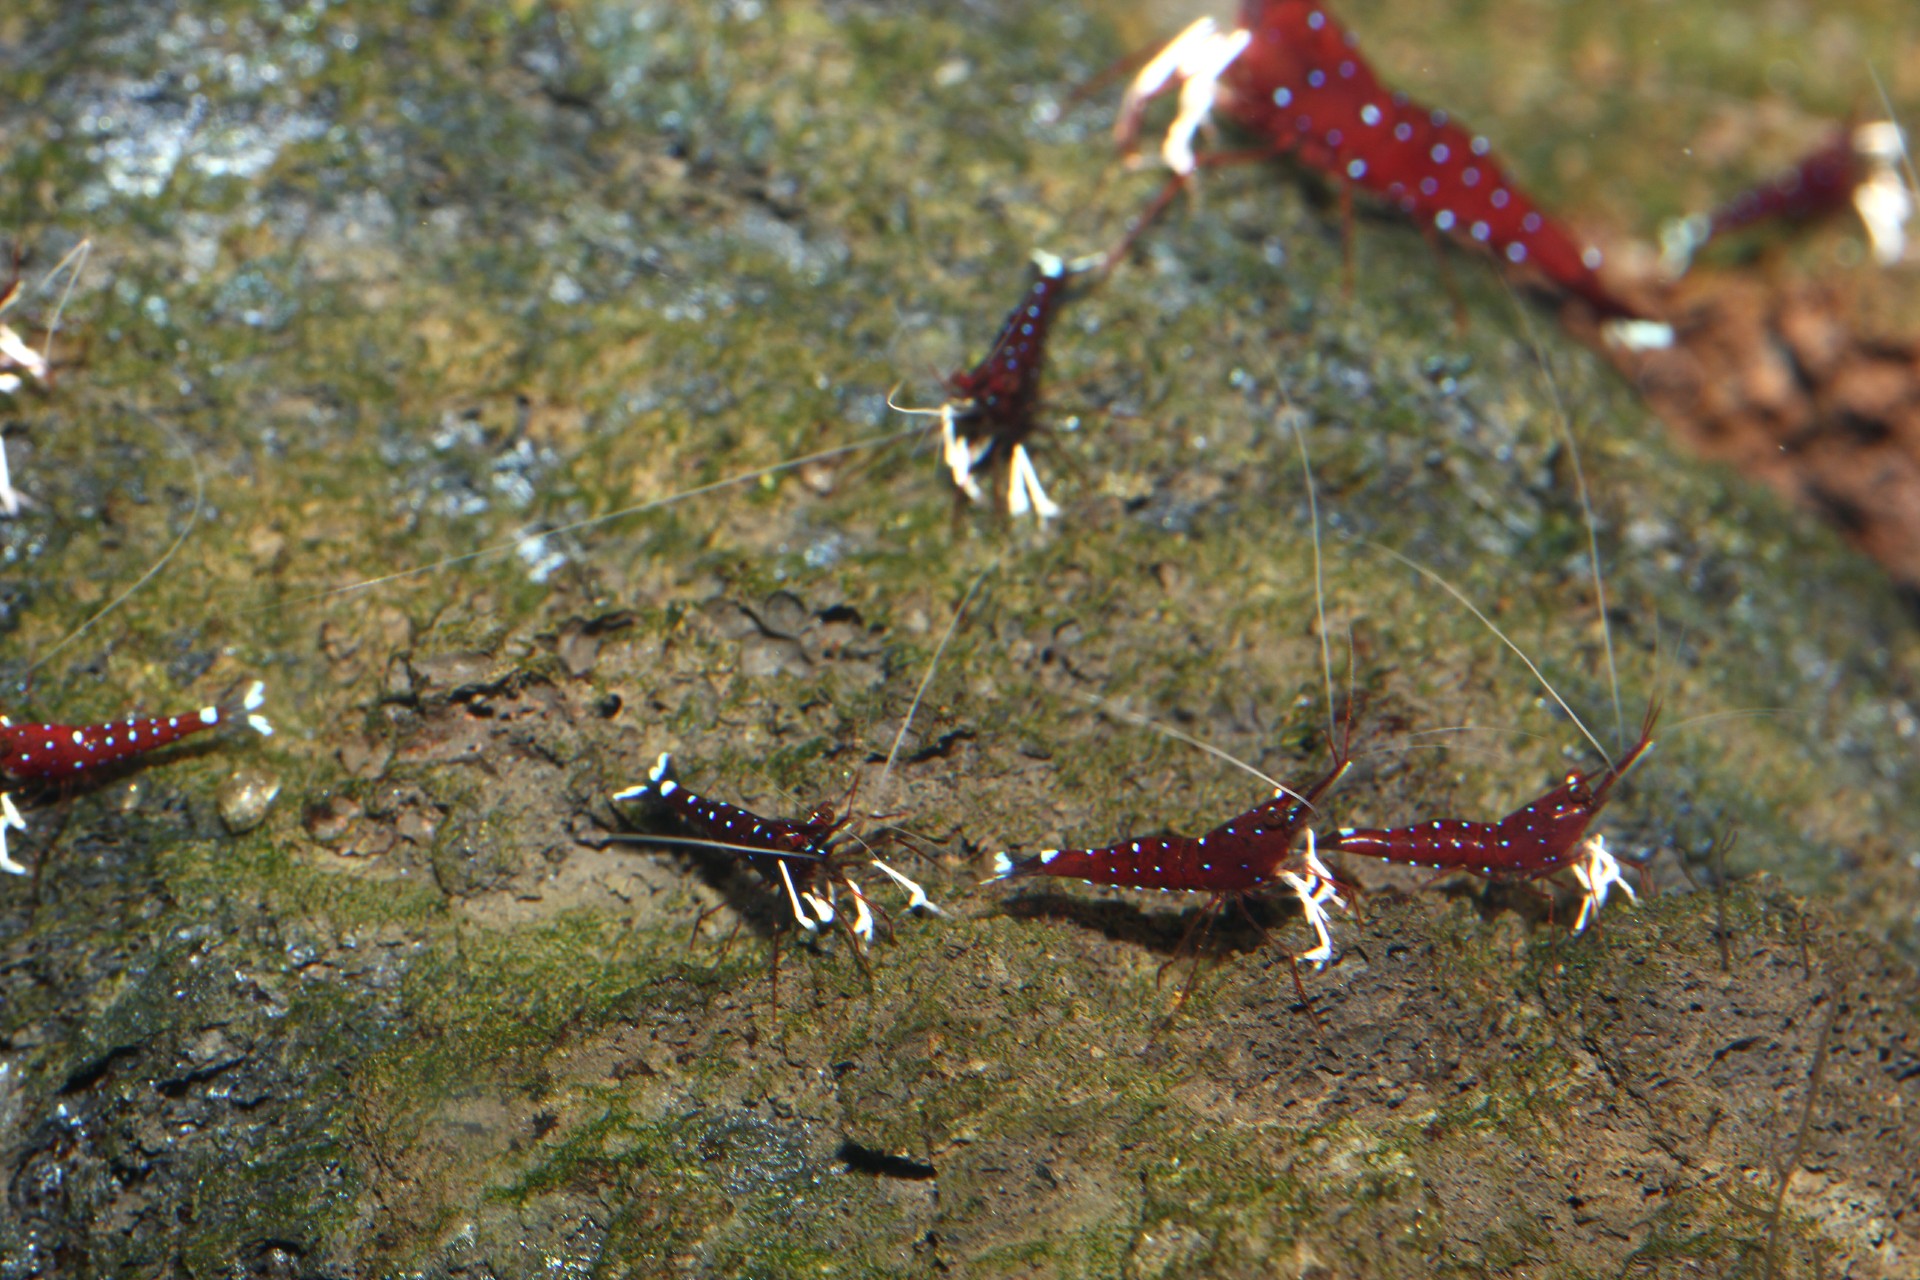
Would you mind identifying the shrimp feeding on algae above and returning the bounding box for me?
[1110,1,1661,332]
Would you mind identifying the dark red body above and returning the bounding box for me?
[1213,0,1639,318]
[1707,130,1857,241]
[2,707,224,782]
[1001,750,1348,894]
[654,779,840,868]
[1330,707,1655,877]
[946,258,1073,455]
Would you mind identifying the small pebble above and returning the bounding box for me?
[219,769,282,834]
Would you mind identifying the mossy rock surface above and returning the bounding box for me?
[2,1,1917,1276]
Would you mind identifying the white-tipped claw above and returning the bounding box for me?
[1570,834,1637,934]
[939,403,987,504]
[1301,830,1348,911]
[0,793,27,876]
[1007,443,1060,522]
[845,878,876,948]
[870,857,942,914]
[0,324,47,382]
[801,891,836,926]
[1854,161,1912,266]
[246,714,274,737]
[242,680,266,711]
[1280,868,1338,969]
[988,851,1015,882]
[778,860,820,933]
[0,436,18,519]
[1117,18,1250,179]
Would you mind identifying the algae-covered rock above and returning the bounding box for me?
[1,1,1917,1276]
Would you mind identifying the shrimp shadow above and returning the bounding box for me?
[991,883,1319,961]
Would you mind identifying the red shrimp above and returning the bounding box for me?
[894,248,1095,521]
[990,742,1351,966]
[612,752,940,950]
[1113,1,1649,322]
[1660,121,1912,274]
[0,682,273,878]
[1,680,274,784]
[1328,698,1655,904]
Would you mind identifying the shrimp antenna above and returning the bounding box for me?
[29,409,204,676]
[246,427,919,615]
[875,560,996,808]
[884,384,951,418]
[1073,692,1301,801]
[34,238,91,381]
[1504,280,1624,750]
[1866,64,1920,207]
[1362,539,1614,770]
[1285,395,1337,744]
[593,832,827,862]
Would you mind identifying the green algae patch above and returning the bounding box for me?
[3,0,1920,1275]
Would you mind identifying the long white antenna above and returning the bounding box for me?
[1363,539,1614,769]
[29,410,205,674]
[1866,65,1919,213]
[1505,283,1624,750]
[34,238,92,380]
[248,427,920,615]
[1285,402,1337,743]
[1076,692,1301,801]
[875,562,996,806]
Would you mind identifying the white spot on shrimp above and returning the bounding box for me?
[1523,211,1544,233]
[199,706,219,726]
[1436,209,1456,231]
[1420,176,1439,196]
[1471,135,1491,155]
[69,730,82,746]
[1470,221,1490,241]
[1307,9,1325,29]
[658,779,677,797]
[1339,60,1356,79]
[1395,121,1413,142]
[1347,158,1367,179]
[1360,103,1381,126]
[1307,69,1326,88]
[1273,86,1292,107]
[1430,108,1448,126]
[1582,246,1603,269]
[1462,166,1480,187]
[1491,188,1511,209]
[1430,142,1449,164]
[1506,242,1528,263]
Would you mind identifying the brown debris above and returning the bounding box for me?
[1611,274,1920,593]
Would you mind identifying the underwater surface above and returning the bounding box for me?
[1,1,1917,1274]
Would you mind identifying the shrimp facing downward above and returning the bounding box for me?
[895,248,1098,521]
